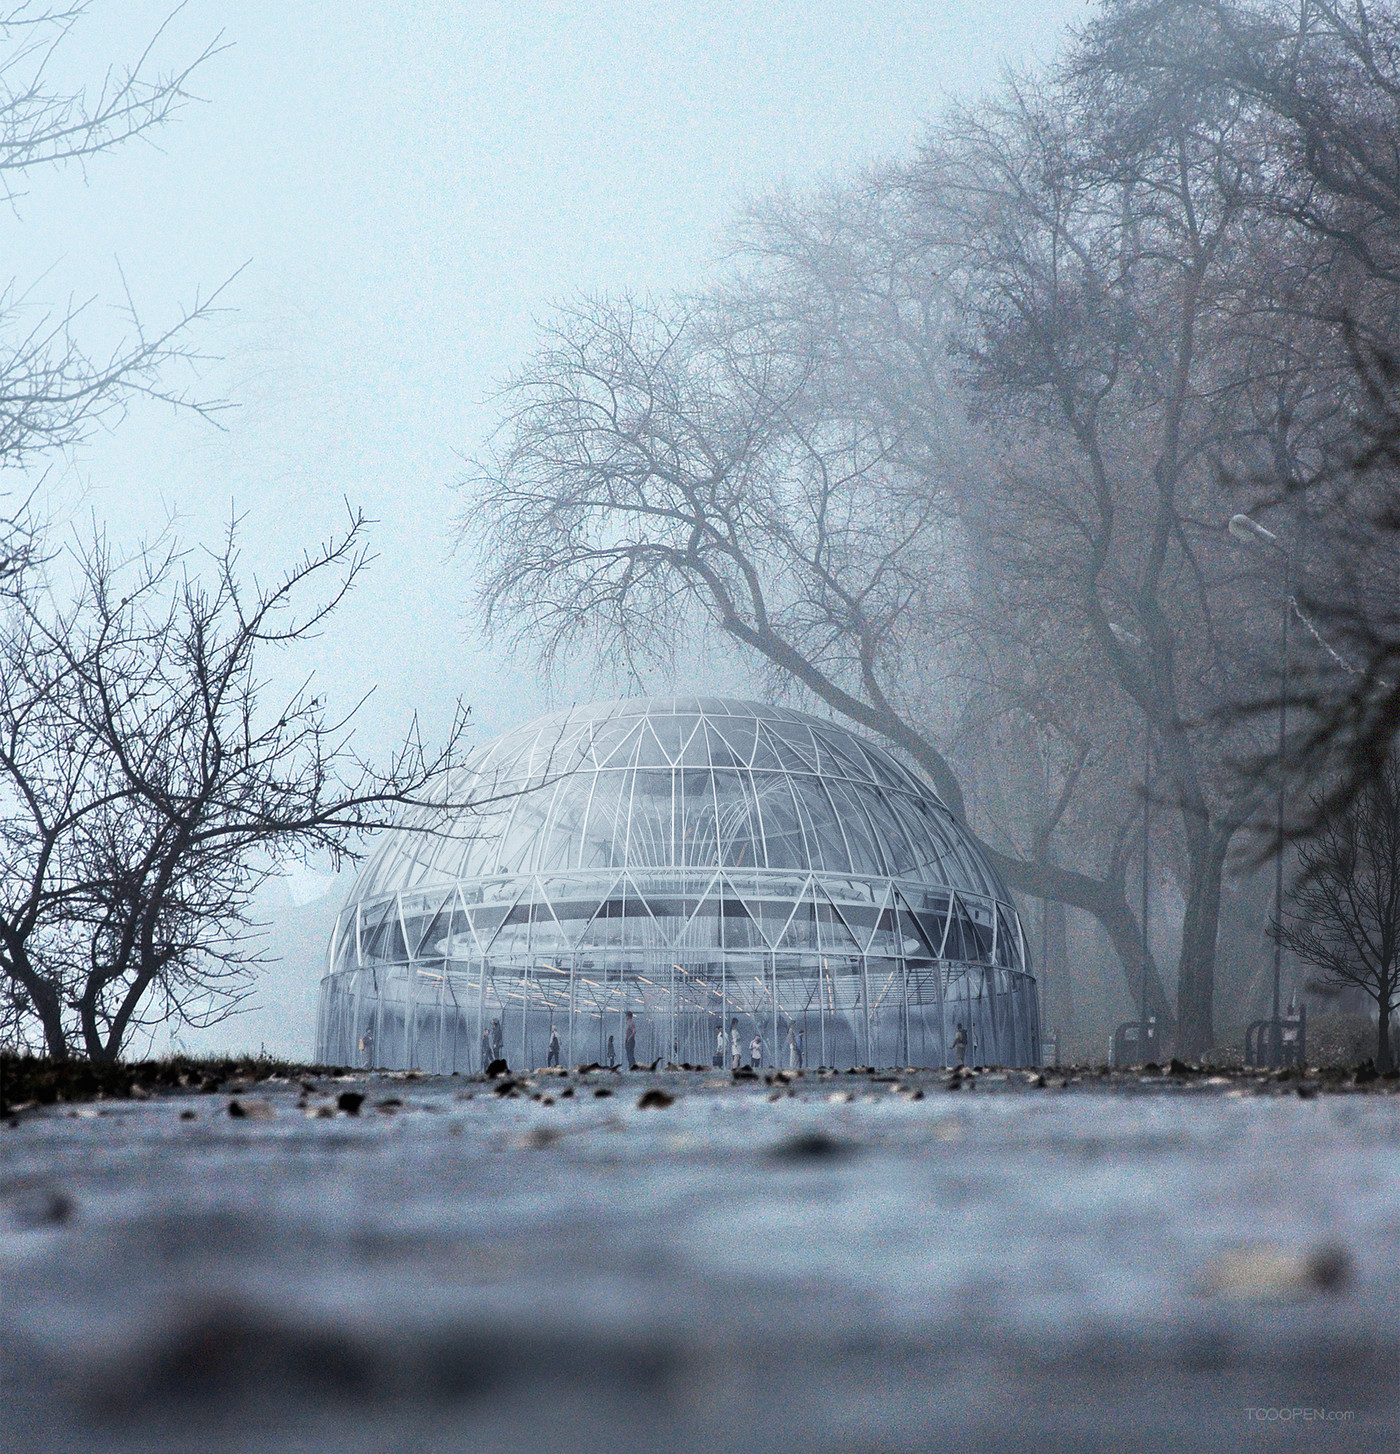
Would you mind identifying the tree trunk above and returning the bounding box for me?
[34,981,67,1060]
[1038,895,1075,1034]
[1377,1003,1394,1075]
[80,999,121,1064]
[1175,827,1233,1058]
[991,849,1175,1035]
[3,952,68,1059]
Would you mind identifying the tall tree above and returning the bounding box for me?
[464,286,1178,1032]
[901,11,1353,1051]
[731,183,1175,1032]
[0,3,231,1057]
[1089,0,1400,834]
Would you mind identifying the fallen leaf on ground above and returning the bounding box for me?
[1198,1244,1351,1301]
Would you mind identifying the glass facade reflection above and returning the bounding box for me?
[315,697,1040,1070]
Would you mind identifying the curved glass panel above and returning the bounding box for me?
[317,697,1038,1071]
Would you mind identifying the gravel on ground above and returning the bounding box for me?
[3,1063,1398,1452]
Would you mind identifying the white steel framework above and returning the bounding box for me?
[315,697,1039,1070]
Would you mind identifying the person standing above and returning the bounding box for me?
[1282,992,1302,1068]
[952,1022,968,1068]
[624,1010,638,1070]
[729,1017,741,1071]
[714,1024,726,1068]
[787,1022,799,1071]
[547,1024,561,1068]
[607,1033,617,1068]
[489,1018,504,1066]
[749,1031,763,1071]
[479,1025,492,1072]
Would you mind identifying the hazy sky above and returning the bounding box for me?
[18,0,1087,762]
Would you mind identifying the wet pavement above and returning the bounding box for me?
[3,1065,1398,1452]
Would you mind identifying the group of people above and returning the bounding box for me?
[710,1017,807,1071]
[481,1013,633,1071]
[472,1010,976,1073]
[479,1018,504,1070]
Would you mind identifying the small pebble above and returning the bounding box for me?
[227,1099,275,1120]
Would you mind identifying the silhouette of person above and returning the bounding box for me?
[607,1033,617,1068]
[749,1032,762,1071]
[1283,992,1302,1065]
[625,1010,638,1070]
[952,1022,968,1068]
[729,1017,741,1070]
[547,1024,561,1068]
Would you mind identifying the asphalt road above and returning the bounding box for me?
[3,1066,1398,1452]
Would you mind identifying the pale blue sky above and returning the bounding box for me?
[17,0,1087,759]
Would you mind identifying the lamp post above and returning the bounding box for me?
[1228,512,1290,1066]
[1109,620,1155,1062]
[1140,729,1152,1039]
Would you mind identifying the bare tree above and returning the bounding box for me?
[466,5,1369,1056]
[0,4,243,1057]
[0,589,109,1055]
[898,10,1363,1052]
[0,4,228,575]
[1094,0,1400,282]
[731,183,1175,1029]
[0,510,473,1061]
[1085,1,1400,841]
[462,290,1180,1030]
[1273,753,1400,1070]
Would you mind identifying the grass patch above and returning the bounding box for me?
[0,1054,353,1117]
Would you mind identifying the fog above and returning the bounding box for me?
[23,0,1080,754]
[0,1,1080,1056]
[13,17,1400,1453]
[7,0,1397,1070]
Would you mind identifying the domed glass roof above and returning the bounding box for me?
[346,696,1004,907]
[320,697,1040,1073]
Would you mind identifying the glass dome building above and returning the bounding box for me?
[315,697,1039,1071]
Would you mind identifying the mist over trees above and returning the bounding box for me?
[0,9,470,1060]
[0,4,231,579]
[467,0,1400,1057]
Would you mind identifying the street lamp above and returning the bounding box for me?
[1228,513,1279,548]
[1139,729,1152,1041]
[1228,512,1290,1066]
[1109,619,1156,1063]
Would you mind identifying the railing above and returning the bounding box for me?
[1108,1017,1164,1067]
[1244,1008,1306,1068]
